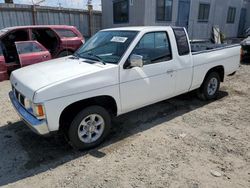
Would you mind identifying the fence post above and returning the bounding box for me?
[87,4,93,37]
[31,5,37,25]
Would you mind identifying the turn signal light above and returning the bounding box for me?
[32,104,46,119]
[37,105,44,117]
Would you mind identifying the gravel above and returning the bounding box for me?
[210,170,222,177]
[0,64,249,188]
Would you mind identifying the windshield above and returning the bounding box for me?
[75,30,138,64]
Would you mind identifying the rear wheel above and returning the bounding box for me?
[198,72,221,101]
[68,106,111,150]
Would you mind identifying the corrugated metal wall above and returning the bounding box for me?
[0,3,102,37]
[102,0,250,39]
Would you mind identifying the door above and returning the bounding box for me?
[31,28,60,57]
[15,41,51,67]
[1,29,29,63]
[120,31,176,113]
[177,0,190,30]
[0,44,8,81]
[238,8,247,37]
[0,44,4,63]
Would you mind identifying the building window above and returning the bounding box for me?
[156,0,173,21]
[227,7,236,23]
[198,3,210,22]
[113,0,129,24]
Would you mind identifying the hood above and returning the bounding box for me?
[10,56,115,100]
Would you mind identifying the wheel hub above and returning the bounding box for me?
[78,114,105,144]
[207,77,218,96]
[88,124,96,133]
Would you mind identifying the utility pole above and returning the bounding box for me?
[31,0,46,25]
[87,0,94,37]
[57,0,62,8]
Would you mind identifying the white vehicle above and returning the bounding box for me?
[9,26,240,150]
[245,27,250,37]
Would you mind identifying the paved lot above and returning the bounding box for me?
[0,64,249,188]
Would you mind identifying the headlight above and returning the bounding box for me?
[32,103,46,120]
[24,98,32,110]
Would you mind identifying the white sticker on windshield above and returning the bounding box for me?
[111,36,128,43]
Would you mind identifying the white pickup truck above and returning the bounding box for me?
[9,26,240,149]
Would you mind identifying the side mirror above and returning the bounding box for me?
[128,54,143,68]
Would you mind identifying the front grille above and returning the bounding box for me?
[13,86,25,107]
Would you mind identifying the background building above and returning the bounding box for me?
[102,0,250,39]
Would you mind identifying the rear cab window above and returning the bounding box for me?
[173,28,190,56]
[54,29,78,38]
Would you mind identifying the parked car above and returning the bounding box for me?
[241,36,250,61]
[9,26,240,150]
[0,25,84,81]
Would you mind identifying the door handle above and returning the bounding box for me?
[166,69,174,74]
[42,55,48,58]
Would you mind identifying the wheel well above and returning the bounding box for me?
[204,66,225,83]
[59,96,117,132]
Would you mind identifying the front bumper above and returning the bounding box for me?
[9,91,49,135]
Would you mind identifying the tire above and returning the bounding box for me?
[68,106,111,150]
[58,50,73,58]
[198,72,221,101]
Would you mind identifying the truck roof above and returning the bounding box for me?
[102,26,182,32]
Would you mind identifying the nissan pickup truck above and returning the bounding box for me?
[9,26,241,150]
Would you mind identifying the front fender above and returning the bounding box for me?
[44,85,121,132]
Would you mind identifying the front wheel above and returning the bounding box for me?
[68,106,111,150]
[198,72,221,101]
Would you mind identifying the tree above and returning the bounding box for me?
[4,0,13,3]
[87,0,93,6]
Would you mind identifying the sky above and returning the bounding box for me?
[0,0,102,10]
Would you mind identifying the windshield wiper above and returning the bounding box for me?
[79,52,106,65]
[69,54,80,59]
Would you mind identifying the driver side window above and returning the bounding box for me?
[131,32,172,65]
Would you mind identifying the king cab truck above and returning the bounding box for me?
[9,26,240,150]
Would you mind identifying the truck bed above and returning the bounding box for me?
[190,40,239,54]
[190,44,241,91]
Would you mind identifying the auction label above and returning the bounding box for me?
[111,36,128,43]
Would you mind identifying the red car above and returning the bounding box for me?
[0,25,84,81]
